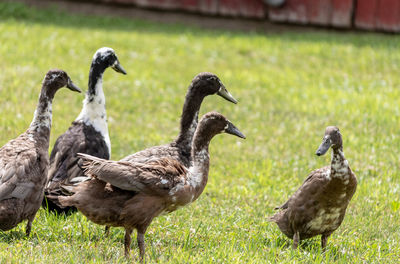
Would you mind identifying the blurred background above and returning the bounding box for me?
[14,0,400,32]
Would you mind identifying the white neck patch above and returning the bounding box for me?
[188,166,203,189]
[29,95,52,131]
[188,147,209,188]
[331,149,349,179]
[75,74,111,155]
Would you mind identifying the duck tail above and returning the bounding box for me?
[267,214,279,223]
[59,184,76,195]
[58,196,74,207]
[77,153,107,178]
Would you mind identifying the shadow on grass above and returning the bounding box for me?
[0,1,399,48]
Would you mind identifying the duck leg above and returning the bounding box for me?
[137,230,146,262]
[321,233,331,249]
[25,214,36,236]
[124,227,133,257]
[292,231,300,249]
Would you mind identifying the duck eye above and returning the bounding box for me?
[207,76,217,82]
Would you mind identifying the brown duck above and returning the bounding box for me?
[269,126,357,249]
[44,47,126,214]
[59,112,245,260]
[0,69,81,235]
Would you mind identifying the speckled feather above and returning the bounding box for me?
[79,154,187,195]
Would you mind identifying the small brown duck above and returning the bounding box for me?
[59,112,245,260]
[0,69,81,235]
[269,126,357,249]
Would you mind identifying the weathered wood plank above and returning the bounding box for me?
[331,0,353,27]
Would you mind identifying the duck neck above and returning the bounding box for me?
[76,61,107,123]
[29,87,53,146]
[330,146,349,178]
[75,62,110,154]
[175,88,205,158]
[187,128,213,198]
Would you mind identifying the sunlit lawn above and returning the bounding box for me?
[0,2,399,263]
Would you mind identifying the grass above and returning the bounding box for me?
[0,1,400,263]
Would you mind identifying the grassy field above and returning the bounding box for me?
[1,1,400,263]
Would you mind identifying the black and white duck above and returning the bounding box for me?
[122,72,237,167]
[59,112,245,260]
[269,126,357,249]
[0,69,81,235]
[44,47,126,214]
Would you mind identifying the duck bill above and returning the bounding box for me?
[111,61,127,75]
[316,136,331,156]
[217,84,238,104]
[67,79,82,93]
[225,122,246,139]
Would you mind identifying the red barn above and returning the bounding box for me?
[89,0,400,32]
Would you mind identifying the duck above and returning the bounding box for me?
[269,126,357,249]
[0,69,81,235]
[58,111,245,260]
[122,72,237,168]
[43,47,126,214]
[100,72,237,235]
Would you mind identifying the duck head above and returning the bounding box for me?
[316,126,342,156]
[191,72,237,104]
[92,47,127,75]
[197,111,246,140]
[43,69,81,97]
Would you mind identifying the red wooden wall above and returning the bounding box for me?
[355,0,400,31]
[111,0,266,18]
[91,0,400,32]
[268,0,354,28]
[268,0,400,32]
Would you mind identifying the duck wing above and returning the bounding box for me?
[78,153,187,195]
[47,122,109,189]
[0,135,38,201]
[274,166,330,210]
[121,143,187,165]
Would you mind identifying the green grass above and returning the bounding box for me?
[1,1,400,263]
